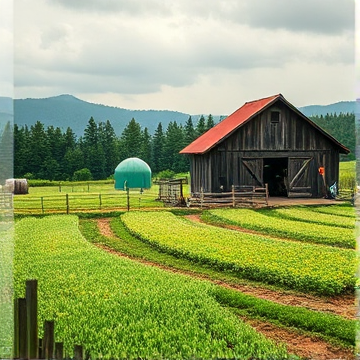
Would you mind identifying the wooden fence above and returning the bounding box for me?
[14,279,86,360]
[14,192,160,214]
[187,184,269,208]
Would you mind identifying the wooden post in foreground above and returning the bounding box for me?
[18,298,27,359]
[14,297,27,359]
[26,279,38,359]
[43,320,54,359]
[54,342,64,360]
[74,345,83,360]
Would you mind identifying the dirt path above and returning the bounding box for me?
[240,317,356,360]
[95,218,356,360]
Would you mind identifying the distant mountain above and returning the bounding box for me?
[298,101,355,117]
[0,94,355,137]
[0,97,13,134]
[0,97,13,114]
[12,94,207,137]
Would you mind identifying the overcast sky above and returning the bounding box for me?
[1,0,356,114]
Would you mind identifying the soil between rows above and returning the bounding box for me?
[95,217,357,360]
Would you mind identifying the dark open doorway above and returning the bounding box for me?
[263,158,288,196]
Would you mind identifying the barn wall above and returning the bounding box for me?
[189,100,342,197]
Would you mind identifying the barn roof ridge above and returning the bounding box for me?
[179,94,349,155]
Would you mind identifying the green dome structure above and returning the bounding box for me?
[114,157,152,190]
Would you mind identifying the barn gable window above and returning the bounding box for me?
[270,111,280,123]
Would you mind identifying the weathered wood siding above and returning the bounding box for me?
[189,101,341,197]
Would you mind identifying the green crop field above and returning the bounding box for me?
[266,206,355,228]
[121,210,356,295]
[203,207,355,248]
[9,169,358,359]
[14,215,289,360]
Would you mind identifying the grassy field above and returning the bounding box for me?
[80,218,356,347]
[14,215,290,360]
[339,160,356,190]
[10,189,357,359]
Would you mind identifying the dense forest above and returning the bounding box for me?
[13,115,215,181]
[12,112,355,181]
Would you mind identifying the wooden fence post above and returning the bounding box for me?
[54,342,64,360]
[74,345,83,360]
[200,187,204,209]
[265,183,269,205]
[26,279,38,359]
[38,338,43,359]
[127,187,130,212]
[18,298,27,359]
[14,297,27,359]
[66,194,69,214]
[232,185,235,207]
[43,320,54,359]
[13,298,19,359]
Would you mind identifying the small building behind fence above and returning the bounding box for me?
[154,177,188,206]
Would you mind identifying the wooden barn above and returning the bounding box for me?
[180,94,350,198]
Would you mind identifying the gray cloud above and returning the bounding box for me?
[49,0,354,35]
[49,0,172,16]
[13,0,355,111]
[239,0,354,34]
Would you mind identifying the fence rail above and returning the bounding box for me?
[14,192,162,214]
[187,184,269,208]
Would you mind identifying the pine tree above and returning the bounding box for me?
[151,123,165,174]
[28,121,48,178]
[196,115,206,137]
[46,126,65,179]
[99,120,119,177]
[205,114,215,131]
[14,124,30,178]
[184,116,197,145]
[120,118,143,160]
[0,121,13,183]
[63,147,85,180]
[82,117,106,180]
[140,127,152,167]
[163,121,187,173]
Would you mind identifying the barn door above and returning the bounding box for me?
[242,158,264,186]
[287,157,313,197]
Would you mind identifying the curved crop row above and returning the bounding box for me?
[307,204,355,218]
[14,215,287,360]
[205,208,355,248]
[264,207,355,229]
[121,211,356,296]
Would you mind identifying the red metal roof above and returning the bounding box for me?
[180,94,281,154]
[180,94,350,155]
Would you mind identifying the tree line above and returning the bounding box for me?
[13,111,355,181]
[309,112,355,161]
[14,115,216,181]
